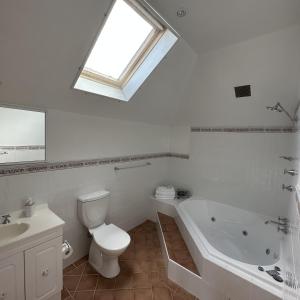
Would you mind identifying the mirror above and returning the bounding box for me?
[0,106,46,164]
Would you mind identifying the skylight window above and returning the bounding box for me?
[74,0,178,101]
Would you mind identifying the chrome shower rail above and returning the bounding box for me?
[114,162,151,171]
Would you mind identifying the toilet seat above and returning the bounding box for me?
[90,224,130,252]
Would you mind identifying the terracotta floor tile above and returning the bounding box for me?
[77,275,98,291]
[73,290,95,300]
[97,277,116,290]
[64,263,85,276]
[63,276,81,291]
[119,260,140,274]
[115,273,133,289]
[84,263,98,275]
[132,273,151,288]
[73,255,88,267]
[94,290,114,300]
[133,288,152,300]
[150,272,165,288]
[153,287,172,300]
[63,264,76,275]
[64,220,197,300]
[114,289,134,300]
[61,287,71,300]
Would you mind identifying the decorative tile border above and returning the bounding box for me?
[0,145,45,150]
[0,152,189,177]
[191,126,297,133]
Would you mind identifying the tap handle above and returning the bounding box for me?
[284,169,298,176]
[278,217,288,223]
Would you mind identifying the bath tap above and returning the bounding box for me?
[284,169,298,176]
[0,214,11,224]
[265,217,289,234]
[282,184,295,192]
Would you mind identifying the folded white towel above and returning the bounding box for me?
[155,191,175,196]
[155,196,175,200]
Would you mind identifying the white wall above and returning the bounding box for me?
[170,132,293,217]
[168,25,300,219]
[175,25,300,127]
[0,109,171,265]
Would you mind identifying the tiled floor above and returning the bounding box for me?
[158,213,199,275]
[62,220,197,300]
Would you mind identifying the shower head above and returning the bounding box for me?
[265,103,283,112]
[265,101,296,124]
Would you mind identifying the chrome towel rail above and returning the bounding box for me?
[114,162,151,171]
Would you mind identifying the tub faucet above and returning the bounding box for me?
[1,214,11,224]
[282,184,295,192]
[265,217,289,234]
[284,169,298,176]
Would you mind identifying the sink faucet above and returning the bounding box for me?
[265,217,289,234]
[1,214,11,224]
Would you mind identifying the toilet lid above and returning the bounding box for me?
[92,224,130,251]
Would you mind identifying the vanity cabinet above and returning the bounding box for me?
[0,253,24,300]
[0,236,63,300]
[0,206,64,300]
[25,237,62,300]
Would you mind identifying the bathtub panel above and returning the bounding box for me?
[249,283,281,300]
[175,214,204,275]
[206,260,251,299]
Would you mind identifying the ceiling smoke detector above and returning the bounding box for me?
[177,8,186,17]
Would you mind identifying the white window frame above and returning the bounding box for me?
[73,0,179,101]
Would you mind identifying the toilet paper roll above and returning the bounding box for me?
[62,240,73,260]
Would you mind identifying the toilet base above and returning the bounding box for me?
[89,240,121,278]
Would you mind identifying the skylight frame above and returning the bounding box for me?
[80,0,165,89]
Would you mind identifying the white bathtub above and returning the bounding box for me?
[176,198,284,298]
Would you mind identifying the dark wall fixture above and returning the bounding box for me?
[234,85,251,98]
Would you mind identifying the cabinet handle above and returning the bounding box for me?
[42,269,49,277]
[0,292,7,299]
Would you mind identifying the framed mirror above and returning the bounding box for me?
[0,106,46,164]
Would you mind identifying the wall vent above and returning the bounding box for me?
[234,85,251,98]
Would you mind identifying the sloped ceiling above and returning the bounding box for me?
[0,0,300,125]
[149,0,300,54]
[0,0,197,125]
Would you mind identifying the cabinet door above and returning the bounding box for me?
[0,252,25,300]
[25,237,62,300]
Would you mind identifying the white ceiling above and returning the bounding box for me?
[0,0,299,125]
[149,0,300,53]
[0,0,197,124]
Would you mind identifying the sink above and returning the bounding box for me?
[0,223,30,241]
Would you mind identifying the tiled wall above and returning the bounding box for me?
[282,131,300,300]
[169,130,294,218]
[0,109,173,265]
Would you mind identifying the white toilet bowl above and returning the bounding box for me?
[89,224,130,278]
[77,190,131,278]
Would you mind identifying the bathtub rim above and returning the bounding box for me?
[176,198,284,297]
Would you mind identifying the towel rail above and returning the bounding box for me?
[114,162,151,171]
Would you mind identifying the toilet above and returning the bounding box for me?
[77,190,131,278]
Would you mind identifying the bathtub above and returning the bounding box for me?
[175,199,284,298]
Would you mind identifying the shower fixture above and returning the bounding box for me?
[282,184,295,192]
[284,169,298,176]
[266,102,297,124]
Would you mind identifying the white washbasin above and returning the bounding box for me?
[0,222,30,241]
